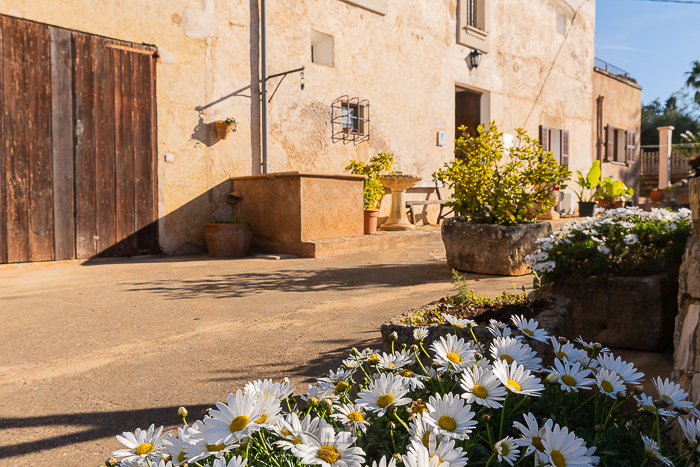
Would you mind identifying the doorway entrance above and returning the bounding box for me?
[455,88,482,142]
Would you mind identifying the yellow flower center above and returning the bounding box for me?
[207,443,226,452]
[531,436,545,452]
[446,352,461,364]
[317,445,341,464]
[255,413,268,424]
[134,443,154,456]
[500,355,514,364]
[507,380,522,391]
[292,436,302,445]
[472,384,489,399]
[347,411,364,422]
[368,355,381,365]
[400,369,415,378]
[556,351,568,359]
[550,449,566,467]
[310,397,320,405]
[376,394,395,408]
[561,375,577,387]
[412,402,428,414]
[336,381,350,392]
[178,451,187,463]
[644,404,657,413]
[421,431,440,448]
[601,380,614,393]
[522,329,535,337]
[229,415,250,432]
[386,362,396,367]
[437,415,457,432]
[281,429,292,436]
[500,442,510,456]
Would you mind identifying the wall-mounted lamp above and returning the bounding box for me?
[469,49,483,69]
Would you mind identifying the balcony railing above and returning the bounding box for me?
[641,150,692,175]
[595,57,630,78]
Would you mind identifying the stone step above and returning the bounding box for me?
[304,225,443,258]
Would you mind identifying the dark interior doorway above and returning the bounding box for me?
[455,88,481,142]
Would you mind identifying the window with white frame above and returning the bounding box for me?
[457,0,490,53]
[539,125,570,168]
[604,125,637,164]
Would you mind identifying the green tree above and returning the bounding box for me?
[685,59,700,105]
[640,96,700,146]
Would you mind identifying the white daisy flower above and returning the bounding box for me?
[492,359,545,396]
[513,412,552,464]
[251,393,283,428]
[551,337,586,363]
[641,435,673,466]
[212,456,247,467]
[494,437,519,466]
[355,373,412,416]
[511,315,549,342]
[653,377,694,409]
[490,336,541,372]
[294,419,365,467]
[162,425,197,466]
[666,223,677,231]
[597,245,610,255]
[414,327,429,342]
[408,415,438,449]
[623,233,638,245]
[573,337,610,355]
[679,418,700,448]
[302,384,338,405]
[403,443,441,467]
[244,378,295,402]
[542,424,592,467]
[488,320,513,338]
[410,436,469,467]
[460,366,507,409]
[596,369,626,398]
[597,354,644,385]
[367,456,397,467]
[202,390,269,445]
[431,334,476,374]
[318,368,355,393]
[634,393,674,418]
[423,393,477,440]
[586,446,600,465]
[396,367,430,390]
[443,313,477,329]
[111,424,168,465]
[331,404,370,433]
[378,351,413,371]
[185,429,238,463]
[553,359,595,393]
[273,413,319,453]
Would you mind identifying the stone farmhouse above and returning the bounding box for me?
[0,0,641,262]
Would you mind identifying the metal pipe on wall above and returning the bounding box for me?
[261,0,270,174]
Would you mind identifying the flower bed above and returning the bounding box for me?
[105,318,700,467]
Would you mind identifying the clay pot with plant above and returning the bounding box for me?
[346,152,395,235]
[573,160,601,217]
[594,176,635,209]
[214,117,237,140]
[205,191,251,258]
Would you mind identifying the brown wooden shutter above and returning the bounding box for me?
[561,130,569,168]
[605,125,614,162]
[626,130,636,163]
[539,125,550,152]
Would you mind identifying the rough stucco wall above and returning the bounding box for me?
[591,69,642,192]
[0,0,597,254]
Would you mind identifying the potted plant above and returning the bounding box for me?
[529,206,693,350]
[573,161,601,217]
[346,153,395,235]
[434,122,570,276]
[214,117,237,140]
[676,130,700,177]
[595,176,635,209]
[650,188,665,203]
[205,211,252,258]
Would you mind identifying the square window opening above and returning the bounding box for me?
[311,30,334,67]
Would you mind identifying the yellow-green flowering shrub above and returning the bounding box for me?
[346,153,395,210]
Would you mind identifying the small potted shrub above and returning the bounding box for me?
[434,122,570,276]
[205,211,252,258]
[573,161,601,217]
[529,206,693,350]
[595,176,634,209]
[346,153,395,235]
[214,117,237,140]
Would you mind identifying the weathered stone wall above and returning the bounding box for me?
[673,177,700,402]
[0,0,596,254]
[591,68,642,194]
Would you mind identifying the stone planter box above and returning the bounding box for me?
[550,273,678,351]
[379,296,573,365]
[441,218,552,276]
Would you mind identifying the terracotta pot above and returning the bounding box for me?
[364,209,379,235]
[650,189,664,204]
[578,201,597,218]
[214,121,235,140]
[205,223,252,258]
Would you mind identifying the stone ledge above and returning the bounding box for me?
[305,226,442,258]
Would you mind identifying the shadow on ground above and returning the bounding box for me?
[125,263,453,300]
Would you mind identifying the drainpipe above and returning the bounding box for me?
[261,0,270,174]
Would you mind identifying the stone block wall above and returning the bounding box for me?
[673,177,700,402]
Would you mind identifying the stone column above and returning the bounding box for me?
[658,126,674,189]
[672,177,700,404]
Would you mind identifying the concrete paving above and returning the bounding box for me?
[0,242,673,466]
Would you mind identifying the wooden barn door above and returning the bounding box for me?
[0,15,158,263]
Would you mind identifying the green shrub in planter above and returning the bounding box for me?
[434,122,571,226]
[346,153,396,210]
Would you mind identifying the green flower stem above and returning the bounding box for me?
[391,340,396,355]
[390,410,410,431]
[414,350,431,376]
[389,425,398,453]
[499,393,509,440]
[656,410,662,448]
[419,341,432,360]
[484,452,497,467]
[469,326,485,355]
[569,392,599,416]
[358,363,374,385]
[254,431,281,467]
[594,396,625,445]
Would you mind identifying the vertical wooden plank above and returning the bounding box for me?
[26,21,54,261]
[0,20,6,264]
[114,49,136,255]
[50,27,75,261]
[3,17,30,263]
[150,49,159,253]
[133,53,156,253]
[74,32,97,259]
[93,37,116,255]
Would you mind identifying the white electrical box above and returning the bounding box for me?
[437,131,446,146]
[164,153,174,162]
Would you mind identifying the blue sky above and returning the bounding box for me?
[595,0,700,105]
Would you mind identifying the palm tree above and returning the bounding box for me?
[686,60,700,104]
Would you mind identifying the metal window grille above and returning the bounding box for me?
[331,96,370,145]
